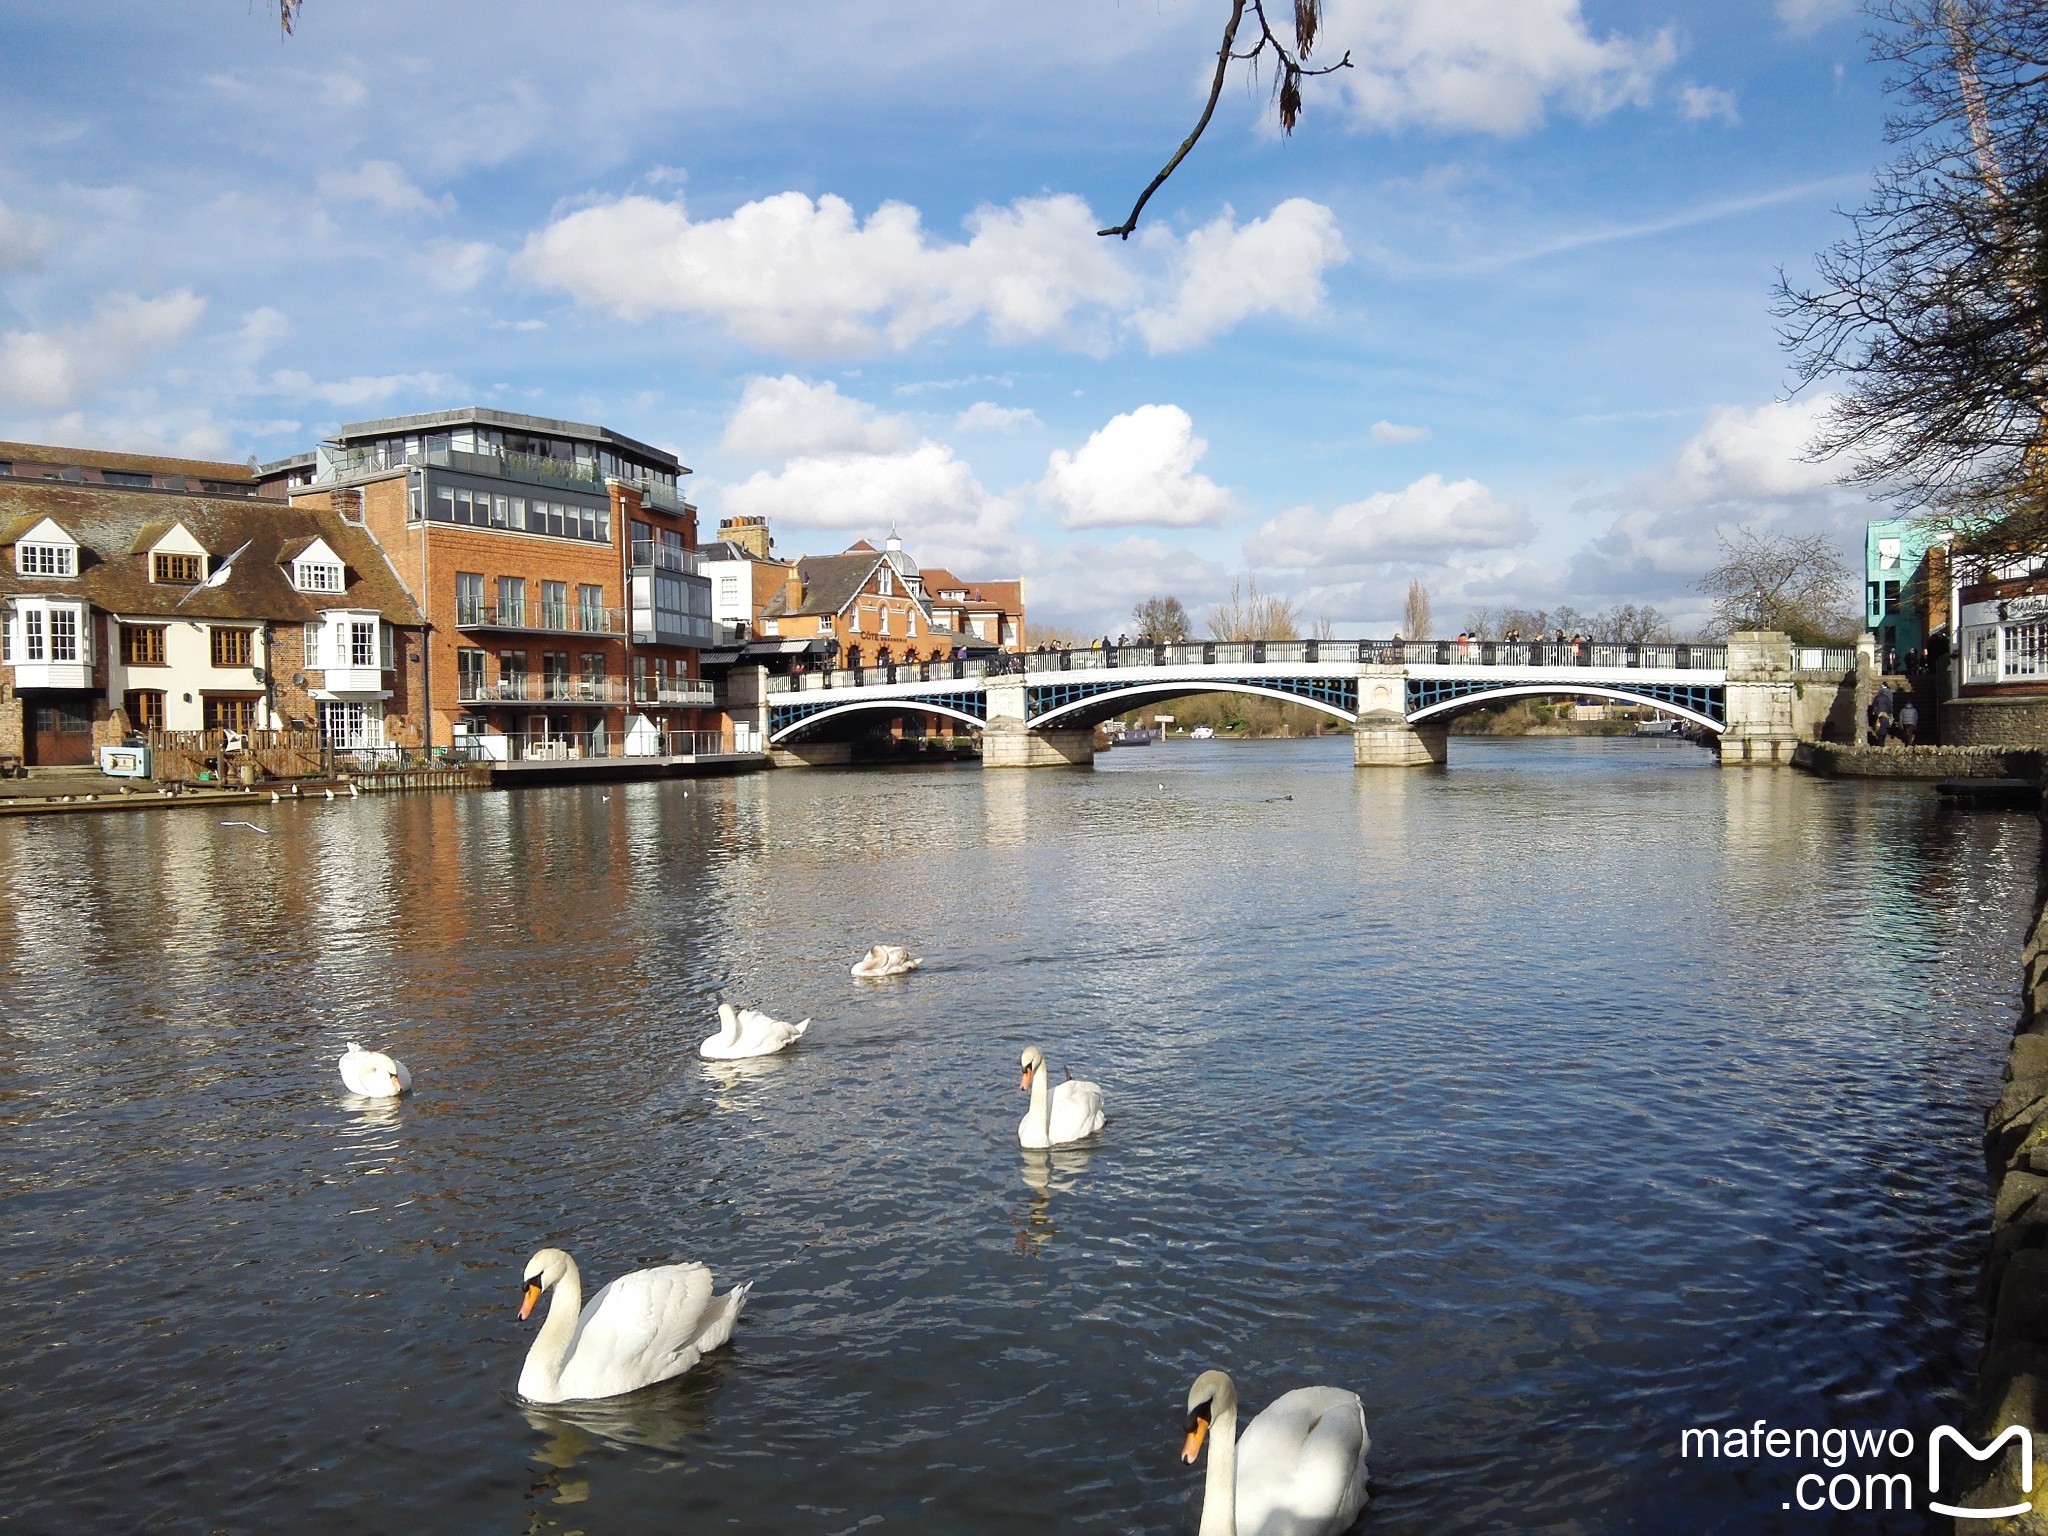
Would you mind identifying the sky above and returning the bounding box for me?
[0,0,1900,636]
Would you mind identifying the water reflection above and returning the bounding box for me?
[1015,1145,1096,1257]
[517,1359,728,1461]
[700,1053,793,1112]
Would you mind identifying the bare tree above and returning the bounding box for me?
[1132,595,1193,642]
[1597,602,1674,644]
[1697,528,1858,642]
[1209,575,1301,641]
[1097,1,1352,239]
[1402,579,1432,640]
[1779,0,2048,520]
[1312,613,1337,641]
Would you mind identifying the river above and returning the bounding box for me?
[0,737,2032,1534]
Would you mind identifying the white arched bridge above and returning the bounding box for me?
[752,638,1860,767]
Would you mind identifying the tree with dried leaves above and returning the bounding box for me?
[1696,529,1858,643]
[1208,576,1301,642]
[1098,1,1352,239]
[1132,595,1193,643]
[1402,579,1432,641]
[1779,0,2048,521]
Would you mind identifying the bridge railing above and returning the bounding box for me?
[767,658,1001,693]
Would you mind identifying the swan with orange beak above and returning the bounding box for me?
[1181,1369,1369,1536]
[514,1246,750,1404]
[1016,1045,1105,1149]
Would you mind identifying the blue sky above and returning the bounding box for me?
[0,0,1894,634]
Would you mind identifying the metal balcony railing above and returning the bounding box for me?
[455,597,624,636]
[632,679,717,706]
[457,676,630,705]
[629,539,700,574]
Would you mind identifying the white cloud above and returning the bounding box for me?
[1251,474,1531,566]
[517,188,1342,357]
[1677,83,1740,126]
[719,440,1003,535]
[1018,535,1233,633]
[1133,199,1348,352]
[1326,0,1677,135]
[0,199,57,278]
[722,374,915,458]
[0,291,207,410]
[954,401,1039,432]
[1660,397,1841,505]
[417,238,498,293]
[1370,419,1429,444]
[316,160,444,215]
[269,368,462,408]
[1041,404,1235,530]
[1776,0,1855,34]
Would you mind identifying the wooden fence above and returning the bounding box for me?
[147,728,329,782]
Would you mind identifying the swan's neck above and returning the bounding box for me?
[521,1258,582,1399]
[1030,1064,1052,1142]
[1198,1401,1239,1536]
[716,1005,740,1045]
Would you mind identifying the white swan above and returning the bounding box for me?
[1017,1045,1105,1148]
[1182,1370,1370,1536]
[338,1042,411,1098]
[517,1247,749,1404]
[850,944,922,978]
[699,1003,810,1060]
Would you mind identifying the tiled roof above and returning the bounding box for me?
[761,552,886,619]
[0,439,255,481]
[0,482,423,626]
[921,567,1022,611]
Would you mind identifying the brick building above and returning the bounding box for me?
[754,531,1022,668]
[274,408,715,761]
[0,462,424,766]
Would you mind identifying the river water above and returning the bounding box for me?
[0,737,2034,1535]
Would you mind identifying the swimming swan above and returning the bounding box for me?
[1182,1370,1369,1536]
[699,1003,810,1060]
[850,944,921,978]
[1017,1045,1105,1148]
[338,1042,411,1098]
[516,1246,751,1404]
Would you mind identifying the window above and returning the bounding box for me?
[22,607,42,661]
[542,650,570,698]
[154,552,202,584]
[762,618,780,636]
[578,584,605,632]
[906,608,917,637]
[103,470,152,488]
[48,607,77,662]
[580,651,606,685]
[1878,537,1902,571]
[295,558,343,593]
[349,621,377,668]
[457,648,486,698]
[879,606,891,637]
[719,575,739,606]
[121,625,167,666]
[541,581,568,630]
[457,571,485,625]
[204,696,257,733]
[879,566,894,597]
[318,700,382,749]
[17,542,74,577]
[210,628,254,668]
[381,624,395,670]
[434,486,455,523]
[124,689,165,732]
[499,577,526,626]
[303,621,322,668]
[501,649,529,687]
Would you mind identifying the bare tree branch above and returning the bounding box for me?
[1098,0,1351,240]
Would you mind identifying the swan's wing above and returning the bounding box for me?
[558,1263,715,1400]
[734,1012,801,1052]
[1234,1388,1370,1536]
[1050,1079,1106,1141]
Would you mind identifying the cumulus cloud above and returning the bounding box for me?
[316,160,444,215]
[719,440,1003,534]
[1776,0,1855,34]
[1040,404,1235,530]
[270,368,462,408]
[0,291,207,411]
[954,401,1040,432]
[1370,419,1429,444]
[722,375,915,458]
[1133,199,1348,352]
[1326,0,1676,135]
[1252,474,1531,567]
[1677,83,1740,126]
[517,189,1343,357]
[417,239,498,293]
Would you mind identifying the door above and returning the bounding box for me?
[27,694,95,765]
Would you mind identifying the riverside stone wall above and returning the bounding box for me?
[1967,826,2048,1531]
[1794,744,2048,781]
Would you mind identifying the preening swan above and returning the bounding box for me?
[850,944,921,978]
[1182,1370,1370,1536]
[338,1042,411,1098]
[699,1003,810,1060]
[1017,1045,1105,1148]
[516,1247,751,1404]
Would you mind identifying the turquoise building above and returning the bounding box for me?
[1865,518,1943,665]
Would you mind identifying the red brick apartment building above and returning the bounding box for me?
[269,408,716,762]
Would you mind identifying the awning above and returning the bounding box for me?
[309,689,393,701]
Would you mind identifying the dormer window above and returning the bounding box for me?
[17,542,74,577]
[154,552,202,585]
[295,558,343,593]
[878,567,894,597]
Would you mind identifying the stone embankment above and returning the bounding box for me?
[1967,819,2048,1531]
[1794,743,2048,781]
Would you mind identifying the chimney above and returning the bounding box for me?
[719,514,773,559]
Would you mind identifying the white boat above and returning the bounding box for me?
[1189,726,1216,740]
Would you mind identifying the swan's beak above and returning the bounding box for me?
[1181,1417,1209,1464]
[519,1279,543,1320]
[1019,1067,1033,1091]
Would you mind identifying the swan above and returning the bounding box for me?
[698,1003,809,1060]
[338,1042,411,1098]
[1017,1045,1105,1148]
[850,944,921,978]
[1182,1370,1370,1536]
[516,1247,750,1404]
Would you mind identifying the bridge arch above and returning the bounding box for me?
[1030,680,1359,732]
[769,698,988,745]
[1404,683,1724,733]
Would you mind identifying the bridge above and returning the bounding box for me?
[735,634,1862,768]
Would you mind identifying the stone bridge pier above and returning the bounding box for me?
[983,676,1094,768]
